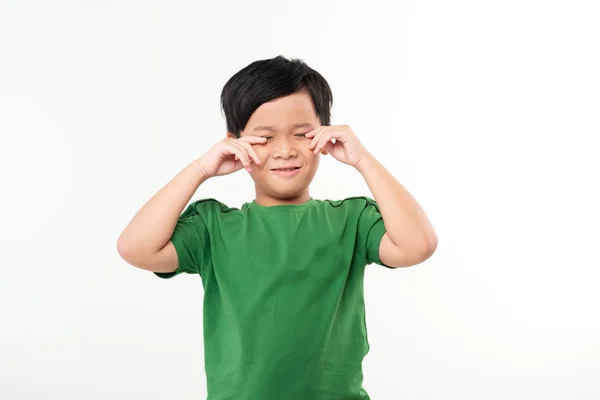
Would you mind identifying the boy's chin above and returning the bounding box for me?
[263,183,312,198]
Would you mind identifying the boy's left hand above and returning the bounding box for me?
[306,125,369,168]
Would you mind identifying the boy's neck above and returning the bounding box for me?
[254,192,312,207]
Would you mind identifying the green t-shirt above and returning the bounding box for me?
[155,196,393,400]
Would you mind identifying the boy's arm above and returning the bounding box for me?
[117,158,209,273]
[355,153,438,268]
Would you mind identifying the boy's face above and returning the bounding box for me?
[233,91,326,206]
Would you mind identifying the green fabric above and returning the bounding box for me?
[155,196,393,400]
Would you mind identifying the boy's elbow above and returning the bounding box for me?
[117,237,133,263]
[117,235,140,265]
[419,237,438,263]
[116,237,178,274]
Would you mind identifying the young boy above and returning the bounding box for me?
[117,55,437,400]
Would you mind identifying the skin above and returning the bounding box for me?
[227,90,329,207]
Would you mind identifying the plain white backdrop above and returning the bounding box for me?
[1,0,599,398]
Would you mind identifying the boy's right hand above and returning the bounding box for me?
[198,134,267,178]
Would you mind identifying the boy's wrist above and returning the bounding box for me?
[354,152,375,174]
[191,158,211,182]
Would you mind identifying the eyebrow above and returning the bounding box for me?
[252,123,315,132]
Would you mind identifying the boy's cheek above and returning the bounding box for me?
[255,148,269,162]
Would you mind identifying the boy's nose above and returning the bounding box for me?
[273,138,298,158]
[274,148,298,159]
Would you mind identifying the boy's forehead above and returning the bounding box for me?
[246,93,319,131]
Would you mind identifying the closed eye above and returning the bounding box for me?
[261,134,308,140]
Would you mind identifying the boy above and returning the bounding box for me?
[117,55,437,400]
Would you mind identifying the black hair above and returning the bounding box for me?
[220,55,333,138]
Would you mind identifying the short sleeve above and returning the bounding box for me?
[154,201,211,279]
[356,197,394,268]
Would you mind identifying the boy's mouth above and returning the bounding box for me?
[271,166,302,177]
[271,166,301,171]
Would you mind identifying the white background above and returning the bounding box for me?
[1,0,599,399]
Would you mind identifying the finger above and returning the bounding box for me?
[304,128,317,139]
[237,140,262,165]
[234,159,245,172]
[234,142,258,170]
[239,135,269,145]
[230,144,252,172]
[315,131,333,154]
[238,149,253,172]
[235,136,266,165]
[308,127,325,149]
[227,138,252,165]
